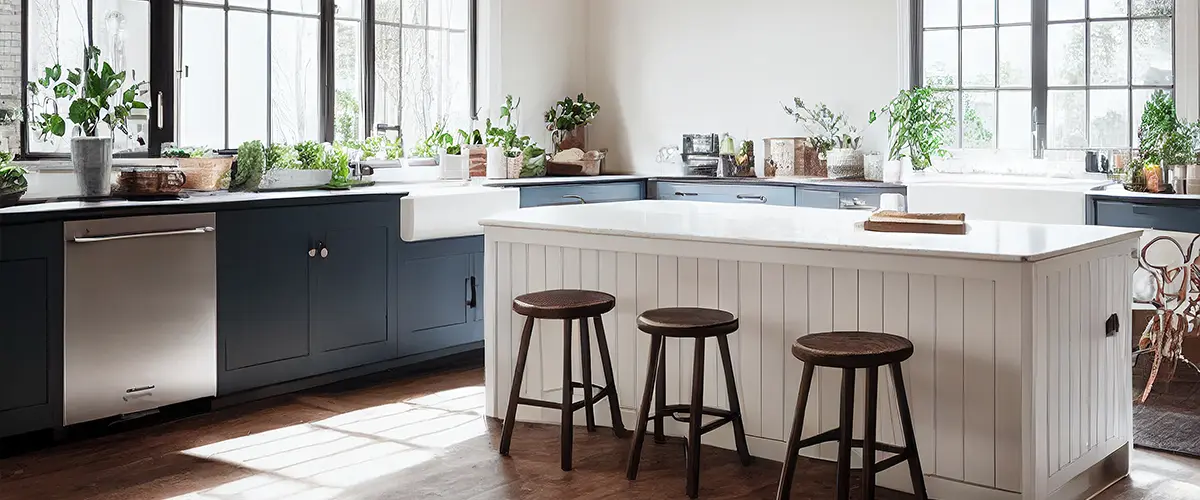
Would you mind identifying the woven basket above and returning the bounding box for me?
[176,157,235,191]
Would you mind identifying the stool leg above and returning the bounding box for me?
[685,338,706,499]
[890,363,929,500]
[863,366,879,499]
[835,368,856,500]
[593,316,628,438]
[561,319,574,472]
[717,335,753,465]
[775,362,815,500]
[627,333,664,480]
[579,318,597,432]
[499,316,535,456]
[654,338,668,444]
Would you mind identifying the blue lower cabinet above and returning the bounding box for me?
[519,182,645,208]
[1092,199,1200,234]
[217,201,399,396]
[397,236,485,357]
[653,181,796,206]
[0,222,62,438]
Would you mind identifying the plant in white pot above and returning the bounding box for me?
[869,87,956,178]
[783,99,863,179]
[439,134,469,181]
[27,46,148,197]
[487,95,531,179]
[410,121,453,168]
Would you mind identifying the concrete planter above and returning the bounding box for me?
[71,136,113,197]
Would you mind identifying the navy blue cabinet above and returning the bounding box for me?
[397,236,485,357]
[1091,198,1200,234]
[217,201,399,395]
[0,222,63,438]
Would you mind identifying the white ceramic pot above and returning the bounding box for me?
[260,169,333,190]
[486,147,506,179]
[900,157,916,183]
[882,159,903,184]
[71,136,113,197]
[825,148,864,179]
[439,153,469,180]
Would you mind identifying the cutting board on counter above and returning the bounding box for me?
[864,211,967,235]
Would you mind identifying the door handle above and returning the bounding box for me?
[156,91,164,129]
[72,227,214,243]
[562,194,586,204]
[466,276,478,308]
[736,194,767,203]
[316,242,328,259]
[674,191,699,197]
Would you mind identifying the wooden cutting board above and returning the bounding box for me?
[864,211,967,235]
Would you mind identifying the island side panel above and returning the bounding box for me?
[486,231,1028,498]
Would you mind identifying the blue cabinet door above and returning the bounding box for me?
[653,181,796,206]
[0,222,62,438]
[473,251,485,323]
[310,201,399,373]
[519,182,646,207]
[217,206,316,395]
[397,236,484,357]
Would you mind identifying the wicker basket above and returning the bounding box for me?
[176,157,235,191]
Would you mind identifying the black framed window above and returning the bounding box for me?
[22,0,476,155]
[915,0,1175,155]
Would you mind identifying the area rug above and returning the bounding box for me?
[1132,353,1200,458]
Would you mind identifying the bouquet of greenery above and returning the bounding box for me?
[27,46,148,140]
[869,88,956,170]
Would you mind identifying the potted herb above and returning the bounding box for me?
[869,88,956,177]
[520,144,547,178]
[1138,90,1199,191]
[27,46,148,197]
[439,133,469,180]
[260,141,333,190]
[411,121,453,167]
[487,95,532,178]
[231,140,266,192]
[0,151,28,207]
[545,94,599,152]
[784,99,863,179]
[324,143,353,189]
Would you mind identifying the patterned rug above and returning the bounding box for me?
[1133,353,1200,458]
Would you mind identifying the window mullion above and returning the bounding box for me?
[1032,0,1048,157]
[364,0,376,137]
[320,0,336,143]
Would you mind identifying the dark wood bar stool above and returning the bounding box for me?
[626,307,753,499]
[776,332,928,500]
[499,289,627,471]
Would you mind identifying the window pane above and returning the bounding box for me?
[963,92,998,149]
[962,0,995,25]
[924,0,958,28]
[335,20,363,142]
[1048,23,1085,86]
[229,0,267,8]
[406,0,429,25]
[1049,0,1084,21]
[998,91,1032,151]
[179,6,226,149]
[924,30,958,87]
[376,0,402,22]
[1132,88,1156,143]
[92,0,150,151]
[445,31,471,129]
[1089,0,1127,18]
[962,29,996,87]
[1089,21,1129,85]
[1133,18,1173,85]
[1133,0,1174,17]
[335,0,361,19]
[27,0,88,153]
[999,0,1030,23]
[448,0,469,30]
[271,14,321,144]
[1090,89,1130,148]
[941,91,961,149]
[999,26,1031,87]
[1049,90,1087,148]
[374,25,401,133]
[272,0,320,15]
[228,11,268,147]
[401,27,432,147]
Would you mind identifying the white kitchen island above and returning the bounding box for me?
[480,200,1141,500]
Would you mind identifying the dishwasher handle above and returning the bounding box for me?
[72,227,215,244]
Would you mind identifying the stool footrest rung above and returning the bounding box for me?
[515,384,615,412]
[873,450,912,472]
[793,428,842,449]
[652,404,735,423]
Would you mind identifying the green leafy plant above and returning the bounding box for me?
[783,99,862,154]
[294,141,326,170]
[521,144,547,177]
[487,95,535,155]
[869,88,956,170]
[352,135,404,160]
[266,143,300,170]
[325,144,353,188]
[0,151,28,195]
[162,146,209,158]
[232,140,265,192]
[412,121,454,158]
[544,94,599,145]
[27,46,148,139]
[1139,90,1198,166]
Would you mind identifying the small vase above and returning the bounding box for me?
[825,148,865,179]
[71,136,114,197]
[882,160,903,183]
[438,153,468,180]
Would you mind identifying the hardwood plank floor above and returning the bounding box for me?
[0,366,1196,499]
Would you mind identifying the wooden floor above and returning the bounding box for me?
[0,366,1198,499]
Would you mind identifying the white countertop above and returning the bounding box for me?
[480,200,1142,262]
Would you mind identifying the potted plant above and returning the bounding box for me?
[784,99,863,178]
[231,140,265,192]
[27,46,148,197]
[869,88,956,177]
[0,151,28,207]
[411,121,453,167]
[488,95,531,179]
[260,141,333,190]
[324,143,353,189]
[352,135,405,169]
[1138,90,1199,191]
[439,134,469,181]
[545,94,599,152]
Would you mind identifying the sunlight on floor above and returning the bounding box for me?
[166,386,488,500]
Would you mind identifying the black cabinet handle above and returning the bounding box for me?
[467,276,477,308]
[675,191,699,197]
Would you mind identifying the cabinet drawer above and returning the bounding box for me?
[1094,200,1200,234]
[519,182,645,208]
[797,189,840,209]
[655,182,796,206]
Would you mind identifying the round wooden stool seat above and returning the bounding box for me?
[636,308,739,338]
[513,289,615,319]
[791,332,914,369]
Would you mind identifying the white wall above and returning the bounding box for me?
[586,0,905,174]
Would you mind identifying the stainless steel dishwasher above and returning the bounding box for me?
[63,213,217,425]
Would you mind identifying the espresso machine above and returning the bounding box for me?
[681,134,720,177]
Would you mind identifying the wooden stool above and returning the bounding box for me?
[626,307,753,499]
[776,332,928,500]
[499,289,627,471]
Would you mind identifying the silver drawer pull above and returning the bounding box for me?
[72,227,214,243]
[674,191,699,197]
[562,195,586,204]
[736,194,767,203]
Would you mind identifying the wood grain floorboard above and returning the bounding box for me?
[0,367,1196,499]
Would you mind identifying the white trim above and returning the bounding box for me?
[1176,0,1200,120]
[898,0,914,91]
